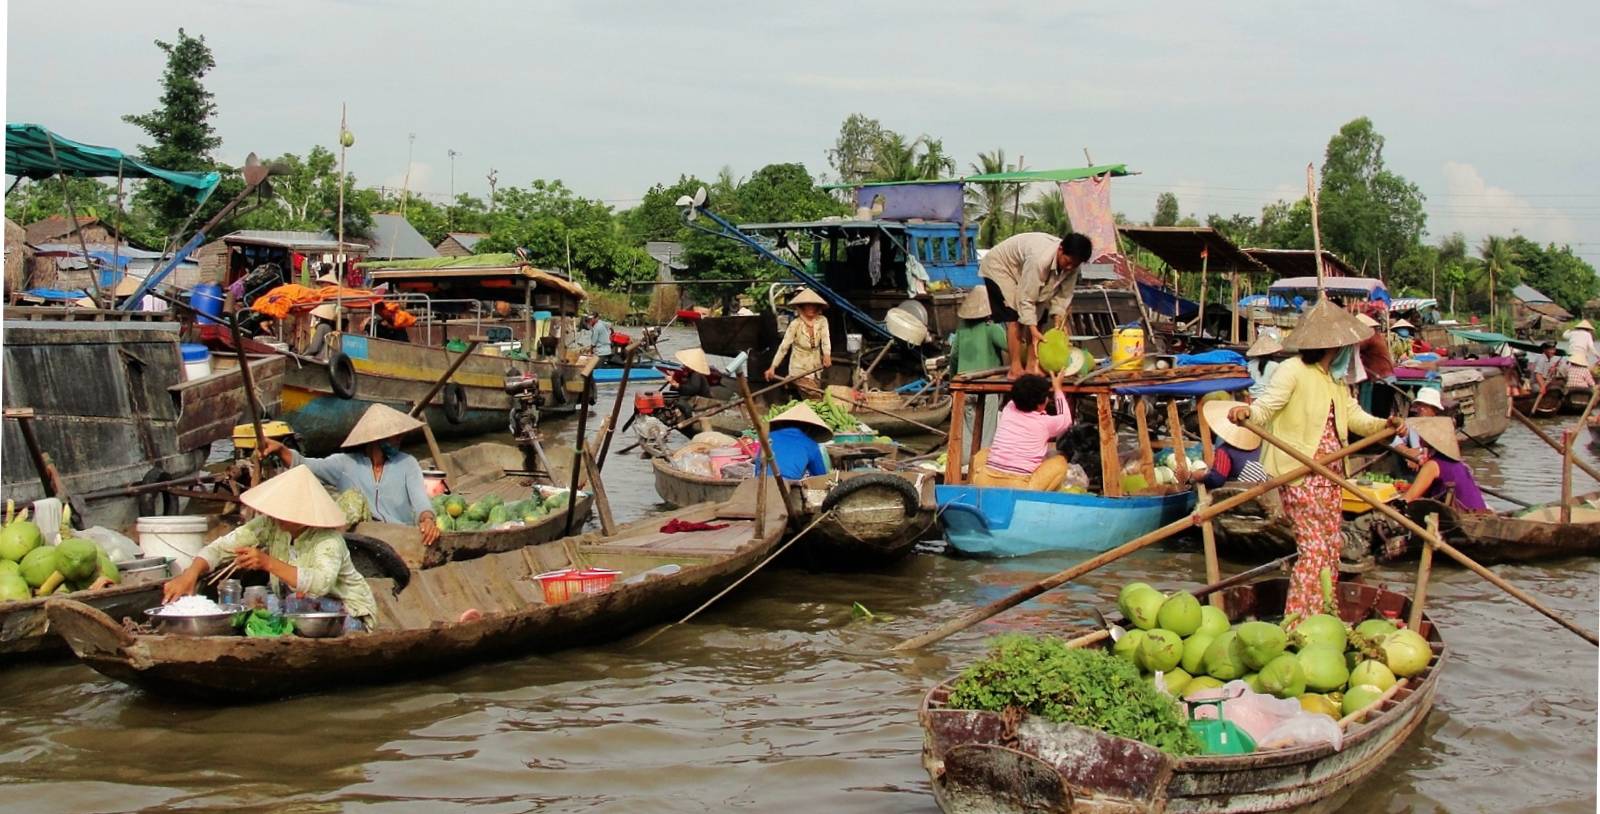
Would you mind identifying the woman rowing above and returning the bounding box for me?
[162,465,378,630]
[766,288,831,397]
[1402,416,1489,512]
[1229,299,1404,618]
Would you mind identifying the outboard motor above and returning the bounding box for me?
[504,371,544,444]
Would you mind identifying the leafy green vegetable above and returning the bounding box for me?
[763,393,861,434]
[946,634,1202,756]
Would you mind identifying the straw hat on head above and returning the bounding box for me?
[1356,313,1379,328]
[241,465,348,528]
[1574,319,1594,333]
[1282,298,1374,351]
[1390,319,1415,331]
[341,403,425,448]
[768,402,833,441]
[1245,332,1284,358]
[674,347,711,376]
[788,288,828,309]
[1411,416,1461,461]
[316,272,340,286]
[1201,399,1260,451]
[957,286,991,320]
[1412,387,1446,412]
[310,303,339,322]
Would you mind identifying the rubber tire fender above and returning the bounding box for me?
[328,352,358,400]
[821,471,921,517]
[442,383,469,424]
[136,467,181,518]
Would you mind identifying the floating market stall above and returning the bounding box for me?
[936,365,1252,557]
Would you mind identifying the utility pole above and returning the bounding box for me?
[400,133,415,218]
[447,148,459,229]
[486,168,498,215]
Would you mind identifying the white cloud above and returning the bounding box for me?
[378,162,435,200]
[1435,161,1579,247]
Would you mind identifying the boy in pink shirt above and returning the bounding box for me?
[972,370,1074,491]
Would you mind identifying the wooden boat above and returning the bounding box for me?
[44,491,786,701]
[1392,367,1509,443]
[0,580,164,662]
[652,459,936,565]
[937,484,1195,557]
[1393,492,1600,563]
[351,442,595,570]
[705,396,953,438]
[920,577,1444,813]
[1513,387,1564,416]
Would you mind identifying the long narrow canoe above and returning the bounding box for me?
[45,493,786,701]
[936,484,1195,557]
[921,578,1444,813]
[1397,491,1600,562]
[0,581,163,662]
[706,396,953,438]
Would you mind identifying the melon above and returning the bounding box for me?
[1140,629,1184,673]
[1196,605,1230,637]
[1237,620,1288,670]
[1156,592,1203,637]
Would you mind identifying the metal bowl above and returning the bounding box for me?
[286,612,346,638]
[119,556,174,587]
[144,605,245,636]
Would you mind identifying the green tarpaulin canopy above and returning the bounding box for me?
[6,122,220,202]
[821,163,1129,189]
[1448,328,1551,353]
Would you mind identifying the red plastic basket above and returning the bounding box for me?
[533,568,621,604]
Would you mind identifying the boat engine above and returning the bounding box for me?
[504,371,544,443]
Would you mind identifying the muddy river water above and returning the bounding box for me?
[2,348,1596,813]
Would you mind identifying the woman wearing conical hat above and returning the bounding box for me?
[1244,330,1286,400]
[262,403,440,547]
[1402,416,1489,513]
[766,288,831,396]
[1228,299,1403,617]
[1566,319,1596,392]
[162,465,379,629]
[757,402,832,479]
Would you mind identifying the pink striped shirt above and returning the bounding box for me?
[985,391,1073,474]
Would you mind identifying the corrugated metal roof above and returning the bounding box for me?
[364,213,439,260]
[1512,283,1552,304]
[223,230,367,251]
[1117,226,1271,275]
[446,232,487,250]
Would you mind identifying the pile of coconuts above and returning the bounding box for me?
[1112,571,1433,720]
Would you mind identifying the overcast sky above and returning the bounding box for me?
[6,0,1597,267]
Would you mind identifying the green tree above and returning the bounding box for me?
[1476,235,1521,330]
[122,29,224,239]
[965,148,1023,248]
[1205,213,1259,247]
[826,113,885,184]
[867,132,919,182]
[473,180,651,289]
[1152,192,1179,227]
[1316,117,1427,273]
[1256,198,1313,249]
[914,137,956,181]
[620,175,707,244]
[4,178,120,227]
[678,162,846,302]
[233,147,373,237]
[1508,236,1599,314]
[1021,188,1070,236]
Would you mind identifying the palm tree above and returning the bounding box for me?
[1478,235,1520,331]
[1022,188,1070,236]
[868,133,920,182]
[914,137,956,180]
[964,149,1024,248]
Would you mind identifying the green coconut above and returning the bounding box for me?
[1196,605,1230,637]
[1259,653,1306,699]
[1160,667,1193,696]
[56,538,99,583]
[1117,582,1153,606]
[1156,592,1203,637]
[1237,620,1288,670]
[1242,672,1263,693]
[1345,650,1362,671]
[1037,330,1072,373]
[18,545,60,588]
[1293,614,1349,652]
[1354,618,1398,640]
[0,573,30,602]
[96,550,120,584]
[1118,586,1165,631]
[1382,629,1432,677]
[0,560,18,577]
[0,517,42,563]
[1183,675,1226,699]
[1112,629,1148,667]
[1342,683,1386,717]
[1180,633,1215,675]
[1202,630,1248,680]
[1140,629,1184,673]
[1349,660,1396,692]
[1296,644,1350,693]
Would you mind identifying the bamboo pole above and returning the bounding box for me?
[737,373,796,533]
[1308,164,1326,291]
[1408,513,1438,631]
[1246,424,1599,646]
[1512,409,1600,484]
[595,343,637,470]
[1562,429,1574,525]
[561,376,593,536]
[891,430,1396,652]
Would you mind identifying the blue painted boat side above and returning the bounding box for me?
[594,367,667,383]
[935,484,1196,557]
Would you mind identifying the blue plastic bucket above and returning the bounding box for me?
[190,282,225,325]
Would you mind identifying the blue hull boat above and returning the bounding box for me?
[936,485,1196,557]
[594,366,667,383]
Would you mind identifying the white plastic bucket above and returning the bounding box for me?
[136,515,210,570]
[180,343,212,381]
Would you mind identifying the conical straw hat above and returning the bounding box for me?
[310,303,339,322]
[1282,297,1374,351]
[316,272,340,285]
[1390,319,1415,330]
[768,402,833,439]
[788,288,828,309]
[674,347,711,376]
[1356,313,1379,327]
[341,403,425,448]
[1574,319,1594,332]
[1410,416,1461,461]
[1245,332,1283,358]
[1201,399,1260,451]
[241,465,348,528]
[957,286,991,320]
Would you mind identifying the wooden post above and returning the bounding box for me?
[737,373,796,533]
[947,388,967,484]
[1098,392,1122,496]
[1229,271,1240,344]
[1408,513,1438,631]
[1562,429,1574,524]
[1512,409,1600,483]
[595,344,636,470]
[1197,249,1210,335]
[561,376,593,536]
[968,393,986,464]
[1166,399,1190,483]
[1197,484,1223,608]
[581,438,616,535]
[1132,398,1156,487]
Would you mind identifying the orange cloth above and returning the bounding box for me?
[250,284,413,326]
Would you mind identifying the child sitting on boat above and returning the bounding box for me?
[1197,399,1268,487]
[1402,417,1489,512]
[971,370,1073,491]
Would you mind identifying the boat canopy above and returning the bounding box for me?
[1268,275,1390,305]
[1390,297,1439,312]
[739,218,981,288]
[6,122,221,202]
[1137,281,1199,320]
[361,253,587,300]
[1448,328,1549,353]
[1117,226,1271,275]
[1245,248,1361,278]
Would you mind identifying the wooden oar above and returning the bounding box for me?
[1247,423,1599,647]
[891,429,1396,652]
[842,395,949,438]
[1512,409,1600,484]
[1478,484,1534,510]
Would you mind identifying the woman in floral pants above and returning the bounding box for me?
[1231,299,1401,618]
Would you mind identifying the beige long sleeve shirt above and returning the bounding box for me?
[977,232,1076,327]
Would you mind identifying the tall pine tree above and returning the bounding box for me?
[123,29,223,238]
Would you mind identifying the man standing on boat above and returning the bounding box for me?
[978,231,1094,378]
[573,312,614,357]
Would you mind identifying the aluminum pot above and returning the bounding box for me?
[287,612,346,638]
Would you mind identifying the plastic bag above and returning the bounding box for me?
[1189,680,1342,752]
[719,461,755,480]
[32,498,63,544]
[673,451,714,477]
[1257,710,1343,752]
[690,430,739,448]
[79,526,142,563]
